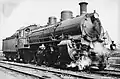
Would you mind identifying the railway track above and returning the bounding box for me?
[0,61,71,79]
[0,63,48,79]
[0,61,118,79]
[89,67,120,78]
[0,66,44,79]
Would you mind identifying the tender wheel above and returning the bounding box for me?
[11,57,14,61]
[5,56,9,60]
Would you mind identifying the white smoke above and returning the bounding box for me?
[76,55,92,70]
[92,42,110,56]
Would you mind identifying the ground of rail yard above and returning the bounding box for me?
[0,51,120,79]
[0,60,120,79]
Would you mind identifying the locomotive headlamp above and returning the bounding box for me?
[93,10,99,18]
[94,13,99,18]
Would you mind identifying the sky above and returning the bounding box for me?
[0,0,119,50]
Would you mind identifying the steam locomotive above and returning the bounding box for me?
[2,2,111,70]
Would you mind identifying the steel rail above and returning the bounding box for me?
[0,64,44,79]
[90,68,120,78]
[0,61,115,79]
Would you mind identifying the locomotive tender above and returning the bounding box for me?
[2,2,110,70]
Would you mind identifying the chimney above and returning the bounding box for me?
[79,2,88,15]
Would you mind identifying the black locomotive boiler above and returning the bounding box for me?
[2,2,110,70]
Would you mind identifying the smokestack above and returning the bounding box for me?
[79,2,88,15]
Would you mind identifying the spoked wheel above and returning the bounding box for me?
[35,49,45,66]
[98,58,108,70]
[97,54,109,70]
[98,63,106,70]
[36,57,44,66]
